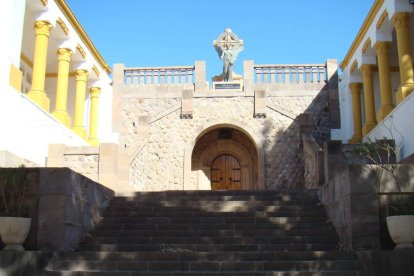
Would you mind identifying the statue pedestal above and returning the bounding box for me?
[212,82,242,91]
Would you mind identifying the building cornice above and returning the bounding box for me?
[340,0,384,70]
[55,0,111,74]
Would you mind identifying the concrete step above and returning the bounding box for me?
[43,271,362,276]
[47,259,360,272]
[53,251,357,262]
[90,227,337,238]
[83,235,338,245]
[80,243,339,252]
[101,209,327,218]
[94,216,329,226]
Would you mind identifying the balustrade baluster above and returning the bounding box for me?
[277,67,283,83]
[145,70,151,85]
[298,67,304,83]
[256,68,262,84]
[187,69,194,84]
[312,67,318,83]
[153,70,159,85]
[139,70,145,85]
[305,67,311,83]
[319,67,326,83]
[132,70,138,86]
[166,69,172,84]
[180,69,186,84]
[263,68,269,84]
[270,67,276,84]
[160,69,166,85]
[173,69,178,84]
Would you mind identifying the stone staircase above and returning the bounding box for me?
[43,190,363,275]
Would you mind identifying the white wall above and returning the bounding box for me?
[0,86,87,166]
[0,0,26,86]
[366,92,414,161]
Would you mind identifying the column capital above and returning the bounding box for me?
[375,41,390,55]
[394,12,410,29]
[34,20,52,37]
[75,69,89,82]
[89,87,101,98]
[57,48,73,62]
[360,64,375,76]
[349,82,362,94]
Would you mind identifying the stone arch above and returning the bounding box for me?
[184,121,265,190]
[195,140,255,190]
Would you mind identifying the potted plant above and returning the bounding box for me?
[0,166,33,251]
[354,137,414,249]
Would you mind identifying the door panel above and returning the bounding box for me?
[211,154,241,190]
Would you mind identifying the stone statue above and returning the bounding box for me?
[213,29,244,82]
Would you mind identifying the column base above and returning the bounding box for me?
[348,134,362,144]
[72,126,86,140]
[88,138,100,147]
[52,110,71,127]
[362,121,377,136]
[27,90,50,111]
[396,83,414,104]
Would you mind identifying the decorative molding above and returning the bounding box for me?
[57,48,73,61]
[89,87,101,97]
[55,0,111,73]
[394,12,410,29]
[360,64,375,76]
[349,82,362,94]
[340,0,384,70]
[375,41,390,55]
[362,38,371,54]
[350,60,358,73]
[76,44,87,59]
[376,10,388,30]
[20,53,33,68]
[46,72,77,78]
[34,20,52,37]
[40,0,48,7]
[57,17,69,36]
[92,65,100,77]
[75,69,89,81]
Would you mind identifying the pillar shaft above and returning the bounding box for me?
[361,64,377,136]
[375,42,395,120]
[52,48,73,127]
[88,87,101,146]
[72,70,89,139]
[394,12,414,102]
[348,83,363,144]
[27,21,52,111]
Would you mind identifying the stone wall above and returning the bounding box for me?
[121,91,330,191]
[322,141,414,250]
[0,168,114,251]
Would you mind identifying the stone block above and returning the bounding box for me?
[254,89,266,118]
[181,89,193,118]
[47,144,66,167]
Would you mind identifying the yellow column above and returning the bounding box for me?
[72,70,89,139]
[361,64,377,136]
[394,12,414,103]
[348,83,363,144]
[88,87,101,146]
[27,21,52,111]
[52,48,73,127]
[375,41,395,120]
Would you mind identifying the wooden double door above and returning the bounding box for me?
[211,154,241,190]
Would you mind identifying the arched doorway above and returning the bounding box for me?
[211,154,241,190]
[190,126,259,190]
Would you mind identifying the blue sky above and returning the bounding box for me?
[66,0,374,79]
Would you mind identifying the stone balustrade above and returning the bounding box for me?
[112,60,334,96]
[124,66,195,86]
[254,64,326,84]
